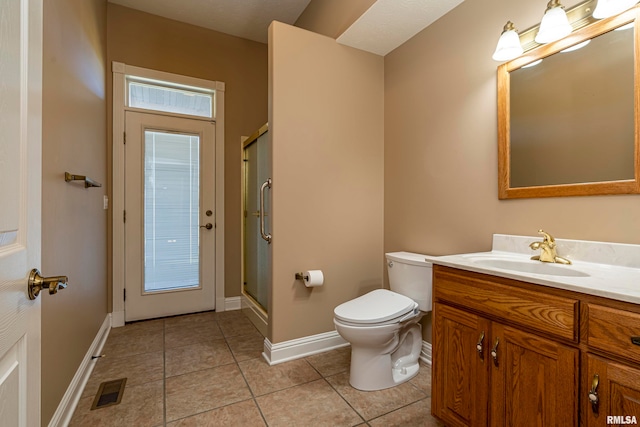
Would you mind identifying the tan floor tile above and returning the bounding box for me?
[165,311,217,330]
[218,316,260,338]
[215,310,247,322]
[70,380,163,427]
[167,399,266,426]
[368,398,444,426]
[326,372,427,421]
[257,379,363,427]
[166,364,252,421]
[165,339,235,377]
[239,358,321,396]
[81,351,164,399]
[109,318,165,337]
[102,328,164,359]
[225,330,264,362]
[306,346,351,377]
[409,362,432,396]
[164,322,223,348]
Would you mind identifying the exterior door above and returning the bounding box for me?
[0,0,43,425]
[124,112,216,321]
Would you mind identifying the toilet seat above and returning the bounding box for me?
[334,289,419,326]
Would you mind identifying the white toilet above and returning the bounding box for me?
[333,252,432,391]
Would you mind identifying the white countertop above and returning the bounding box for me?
[425,234,640,305]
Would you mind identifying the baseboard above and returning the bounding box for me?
[48,314,112,427]
[420,340,432,366]
[111,310,124,328]
[262,331,349,366]
[224,296,241,311]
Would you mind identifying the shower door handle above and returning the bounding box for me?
[259,178,272,244]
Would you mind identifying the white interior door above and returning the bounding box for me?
[124,112,216,321]
[0,0,43,425]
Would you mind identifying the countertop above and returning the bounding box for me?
[424,234,640,305]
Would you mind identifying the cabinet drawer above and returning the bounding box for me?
[588,304,640,364]
[434,266,578,341]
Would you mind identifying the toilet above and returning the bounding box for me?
[333,252,432,391]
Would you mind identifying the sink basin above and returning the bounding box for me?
[470,258,590,277]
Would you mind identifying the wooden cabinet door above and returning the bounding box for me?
[490,324,579,427]
[585,354,640,426]
[433,303,491,427]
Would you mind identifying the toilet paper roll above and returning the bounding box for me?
[304,270,324,287]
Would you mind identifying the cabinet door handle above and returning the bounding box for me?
[490,337,499,366]
[588,374,599,412]
[631,336,640,346]
[476,331,485,360]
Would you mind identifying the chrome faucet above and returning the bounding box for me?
[529,229,571,265]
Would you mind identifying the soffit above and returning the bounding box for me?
[337,0,466,56]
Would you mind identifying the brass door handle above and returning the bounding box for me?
[200,223,213,230]
[588,374,599,412]
[28,269,68,300]
[476,331,485,360]
[491,337,500,366]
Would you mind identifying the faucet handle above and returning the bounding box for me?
[538,229,555,244]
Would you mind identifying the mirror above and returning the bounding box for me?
[497,7,640,199]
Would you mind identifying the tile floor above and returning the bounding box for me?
[70,310,444,426]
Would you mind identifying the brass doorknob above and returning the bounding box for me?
[28,269,68,300]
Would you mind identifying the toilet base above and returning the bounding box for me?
[346,322,423,391]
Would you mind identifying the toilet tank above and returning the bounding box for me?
[386,252,432,312]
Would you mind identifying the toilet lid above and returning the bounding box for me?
[334,289,418,325]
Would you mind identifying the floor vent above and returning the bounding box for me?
[91,378,127,410]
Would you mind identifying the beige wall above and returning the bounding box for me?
[268,22,384,343]
[384,0,640,342]
[42,0,108,424]
[106,4,269,305]
[294,0,377,38]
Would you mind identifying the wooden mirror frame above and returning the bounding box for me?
[497,7,640,199]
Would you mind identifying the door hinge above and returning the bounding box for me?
[123,210,126,223]
[123,289,126,301]
[123,131,126,144]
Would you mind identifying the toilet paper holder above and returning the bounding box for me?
[294,272,309,281]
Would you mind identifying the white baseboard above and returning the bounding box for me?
[48,314,112,427]
[224,296,241,311]
[420,340,432,366]
[260,333,431,370]
[111,310,124,328]
[262,331,349,366]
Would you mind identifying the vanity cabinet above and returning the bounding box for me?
[584,354,640,426]
[432,265,640,426]
[584,303,640,426]
[432,264,579,426]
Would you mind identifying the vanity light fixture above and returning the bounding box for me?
[593,0,638,19]
[492,21,524,61]
[535,0,574,43]
[492,0,636,62]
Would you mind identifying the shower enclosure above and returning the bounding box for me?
[242,124,271,330]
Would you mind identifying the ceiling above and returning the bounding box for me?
[108,0,313,44]
[108,0,465,55]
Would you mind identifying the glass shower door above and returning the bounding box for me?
[243,129,270,311]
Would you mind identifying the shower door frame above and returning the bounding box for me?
[241,124,270,335]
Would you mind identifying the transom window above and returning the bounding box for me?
[127,77,214,119]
